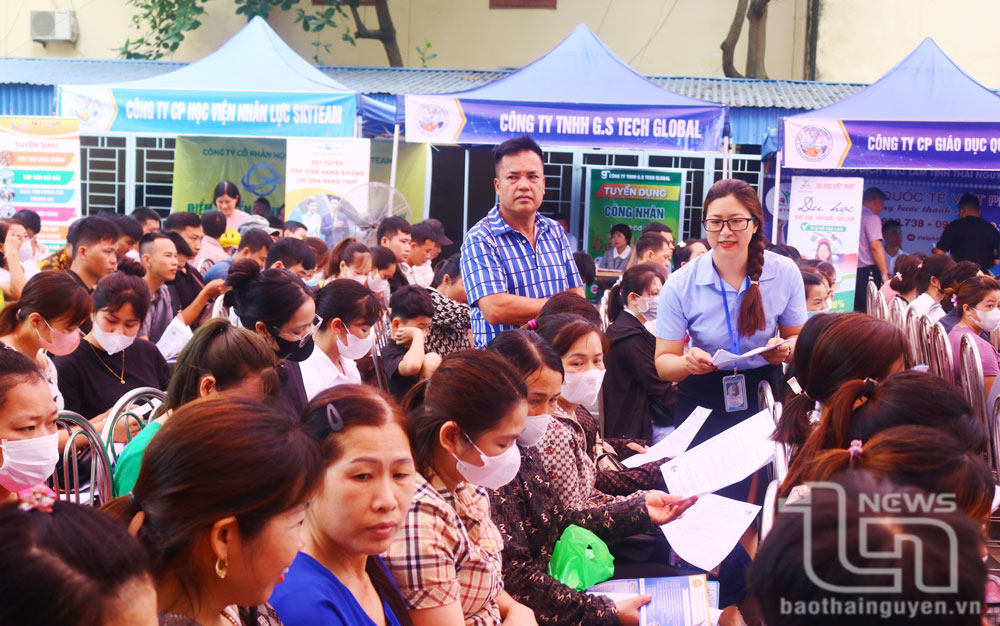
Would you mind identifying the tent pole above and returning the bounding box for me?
[463,148,470,235]
[773,150,783,245]
[389,124,400,190]
[722,136,731,179]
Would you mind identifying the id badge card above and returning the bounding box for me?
[722,372,748,413]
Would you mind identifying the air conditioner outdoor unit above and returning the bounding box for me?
[30,10,78,44]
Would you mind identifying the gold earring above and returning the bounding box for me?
[215,557,228,579]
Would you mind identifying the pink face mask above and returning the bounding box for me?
[37,318,80,356]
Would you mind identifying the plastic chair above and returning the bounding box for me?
[760,479,781,541]
[50,411,114,507]
[865,277,878,315]
[926,321,955,384]
[888,296,907,330]
[959,333,993,470]
[100,387,165,452]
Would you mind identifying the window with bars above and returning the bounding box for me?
[136,137,175,213]
[80,136,126,215]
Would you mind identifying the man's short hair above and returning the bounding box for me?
[493,135,544,175]
[389,284,434,321]
[376,216,412,243]
[163,211,202,233]
[266,215,285,231]
[110,213,143,242]
[958,193,981,212]
[882,219,902,235]
[641,221,673,236]
[252,197,271,216]
[266,237,317,271]
[610,223,632,245]
[12,209,40,235]
[284,220,306,233]
[237,228,273,253]
[572,251,596,286]
[164,230,194,258]
[67,216,119,251]
[201,210,227,239]
[139,231,173,255]
[132,207,161,226]
[635,233,668,259]
[862,187,887,204]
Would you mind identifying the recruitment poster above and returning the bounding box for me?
[0,117,81,251]
[285,138,370,246]
[172,136,286,214]
[584,167,684,262]
[787,176,864,312]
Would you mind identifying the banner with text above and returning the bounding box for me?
[285,138,370,246]
[404,95,724,151]
[783,117,1000,170]
[172,136,286,215]
[788,176,864,312]
[0,117,81,250]
[58,85,356,138]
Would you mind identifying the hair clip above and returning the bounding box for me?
[894,272,902,280]
[527,319,537,330]
[848,439,863,467]
[18,485,55,514]
[129,491,142,511]
[861,378,877,399]
[326,403,344,432]
[749,280,760,286]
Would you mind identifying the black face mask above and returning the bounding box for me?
[272,333,315,362]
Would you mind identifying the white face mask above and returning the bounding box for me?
[337,327,372,360]
[516,414,551,447]
[369,274,389,294]
[975,307,1000,333]
[631,294,658,321]
[91,322,136,355]
[452,434,521,489]
[561,368,606,406]
[0,432,59,492]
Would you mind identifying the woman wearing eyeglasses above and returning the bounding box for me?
[225,258,318,415]
[653,179,806,498]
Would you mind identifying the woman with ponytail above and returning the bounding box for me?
[883,252,925,305]
[775,313,907,449]
[780,370,976,498]
[939,261,983,333]
[270,385,416,626]
[603,263,675,442]
[908,253,955,322]
[653,179,807,494]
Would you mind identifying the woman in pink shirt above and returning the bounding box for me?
[214,181,250,231]
[948,275,1000,392]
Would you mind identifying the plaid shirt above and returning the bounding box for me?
[461,206,582,347]
[385,472,505,626]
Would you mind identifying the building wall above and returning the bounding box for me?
[815,0,1000,85]
[1,0,808,79]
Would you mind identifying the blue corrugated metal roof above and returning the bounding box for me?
[0,57,186,85]
[0,84,54,116]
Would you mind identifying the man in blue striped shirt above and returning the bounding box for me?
[461,135,584,347]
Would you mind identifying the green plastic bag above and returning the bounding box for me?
[546,524,615,590]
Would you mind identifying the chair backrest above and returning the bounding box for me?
[760,479,781,541]
[874,290,889,321]
[959,332,993,469]
[866,277,878,315]
[904,306,923,365]
[597,289,611,332]
[211,295,229,320]
[926,321,955,383]
[918,314,936,367]
[889,296,907,330]
[371,316,390,392]
[991,396,1000,481]
[51,411,114,507]
[100,388,165,449]
[757,379,775,416]
[196,256,215,275]
[105,411,147,464]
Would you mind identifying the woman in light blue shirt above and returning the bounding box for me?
[654,179,806,494]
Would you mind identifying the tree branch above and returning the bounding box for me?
[745,0,769,78]
[720,0,748,78]
[349,0,403,66]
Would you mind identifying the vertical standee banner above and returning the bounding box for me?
[285,138,371,247]
[787,176,864,312]
[172,136,287,215]
[584,166,684,260]
[0,117,81,251]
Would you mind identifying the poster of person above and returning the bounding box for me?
[285,138,370,246]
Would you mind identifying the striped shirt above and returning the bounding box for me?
[461,206,582,347]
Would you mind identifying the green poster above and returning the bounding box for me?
[585,167,684,260]
[171,136,286,214]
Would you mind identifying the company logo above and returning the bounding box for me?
[780,482,959,594]
[795,126,834,162]
[242,163,280,196]
[416,103,448,135]
[70,94,103,124]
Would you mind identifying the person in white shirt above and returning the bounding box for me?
[907,253,955,323]
[402,218,452,288]
[299,278,383,401]
[882,219,908,275]
[599,223,633,271]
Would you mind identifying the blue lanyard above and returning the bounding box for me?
[717,271,749,357]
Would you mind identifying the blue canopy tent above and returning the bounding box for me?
[399,24,726,153]
[56,16,393,137]
[768,38,1000,245]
